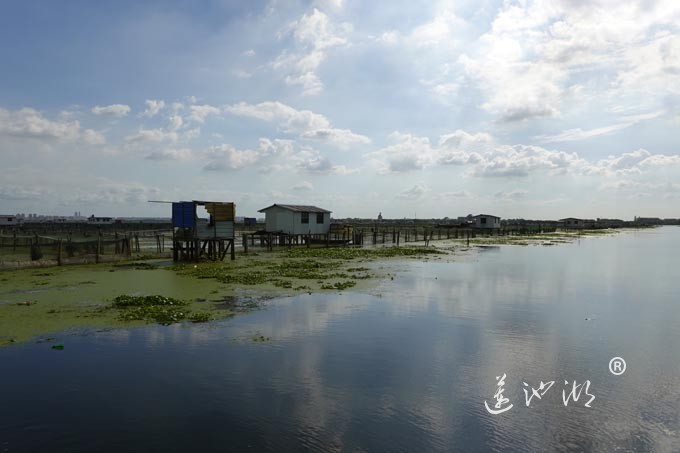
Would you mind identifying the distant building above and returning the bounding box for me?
[560,217,585,228]
[634,217,663,226]
[243,217,257,227]
[88,215,114,224]
[258,204,331,235]
[0,215,18,226]
[378,212,383,222]
[472,214,501,229]
[596,218,625,228]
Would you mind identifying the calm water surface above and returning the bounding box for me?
[2,227,680,452]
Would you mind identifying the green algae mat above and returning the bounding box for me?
[0,246,447,346]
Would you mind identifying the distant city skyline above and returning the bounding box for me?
[1,0,680,219]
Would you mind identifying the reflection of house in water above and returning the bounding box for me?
[171,200,236,261]
[472,214,501,229]
[258,204,331,235]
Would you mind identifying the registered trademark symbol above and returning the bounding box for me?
[609,357,626,375]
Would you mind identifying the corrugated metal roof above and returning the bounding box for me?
[258,204,331,213]
[473,214,501,219]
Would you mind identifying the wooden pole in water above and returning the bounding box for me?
[96,233,101,264]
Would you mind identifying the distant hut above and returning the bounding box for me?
[0,215,18,226]
[258,204,331,235]
[88,215,114,224]
[560,217,585,228]
[171,200,236,261]
[472,214,501,229]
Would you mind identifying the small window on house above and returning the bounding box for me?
[481,217,487,224]
[301,212,309,224]
[316,212,324,224]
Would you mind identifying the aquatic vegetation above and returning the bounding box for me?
[188,313,211,323]
[112,262,159,270]
[176,256,375,293]
[284,246,444,260]
[111,295,184,308]
[51,344,64,350]
[321,281,356,291]
[109,295,189,325]
[273,279,293,288]
[251,335,270,342]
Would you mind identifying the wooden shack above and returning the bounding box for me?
[172,200,235,261]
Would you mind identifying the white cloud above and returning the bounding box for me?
[188,104,220,123]
[81,128,106,145]
[273,8,350,95]
[471,144,582,177]
[126,128,179,143]
[0,107,80,141]
[144,148,193,161]
[141,99,165,117]
[408,9,464,49]
[534,111,664,143]
[584,148,680,176]
[377,30,399,45]
[294,148,357,175]
[494,188,529,200]
[367,132,436,174]
[434,190,472,200]
[203,138,294,171]
[293,181,314,191]
[456,1,680,121]
[225,101,369,148]
[0,107,106,146]
[0,184,48,201]
[91,104,131,117]
[397,183,430,200]
[367,130,583,177]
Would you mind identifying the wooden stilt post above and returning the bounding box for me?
[96,232,101,264]
[243,234,248,254]
[57,239,63,266]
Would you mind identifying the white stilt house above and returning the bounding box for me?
[258,204,331,235]
[472,214,501,229]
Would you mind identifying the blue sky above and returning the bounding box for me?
[1,0,680,219]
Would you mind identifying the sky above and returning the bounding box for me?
[1,0,679,220]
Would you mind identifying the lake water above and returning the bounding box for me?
[2,227,680,452]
